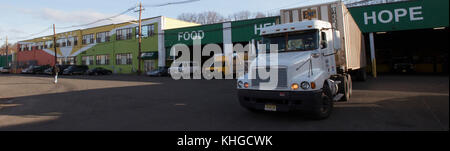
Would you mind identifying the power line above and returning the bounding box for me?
[56,6,137,29]
[8,25,53,41]
[13,0,201,41]
[142,0,200,7]
[264,0,316,13]
[55,0,201,30]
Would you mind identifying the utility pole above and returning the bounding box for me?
[5,36,8,67]
[137,2,143,75]
[53,24,58,74]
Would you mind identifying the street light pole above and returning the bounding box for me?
[5,36,7,67]
[53,24,57,74]
[137,2,143,75]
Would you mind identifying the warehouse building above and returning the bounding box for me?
[17,16,198,74]
[0,55,12,68]
[164,16,279,65]
[347,0,449,75]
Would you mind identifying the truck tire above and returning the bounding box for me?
[337,75,350,102]
[309,84,333,120]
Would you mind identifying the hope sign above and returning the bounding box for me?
[364,6,424,25]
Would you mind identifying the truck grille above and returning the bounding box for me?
[251,67,287,89]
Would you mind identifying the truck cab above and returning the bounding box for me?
[237,20,351,120]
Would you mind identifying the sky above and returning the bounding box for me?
[0,0,338,43]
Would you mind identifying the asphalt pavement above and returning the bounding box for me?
[0,74,448,131]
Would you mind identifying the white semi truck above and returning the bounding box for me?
[236,1,366,119]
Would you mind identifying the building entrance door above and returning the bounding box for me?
[144,60,156,72]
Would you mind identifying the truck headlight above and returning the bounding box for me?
[237,81,243,88]
[291,83,299,90]
[301,81,310,89]
[244,82,249,88]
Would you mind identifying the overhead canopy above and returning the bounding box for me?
[141,52,158,60]
[349,0,449,33]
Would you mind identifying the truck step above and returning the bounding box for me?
[333,94,344,101]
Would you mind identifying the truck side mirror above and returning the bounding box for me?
[320,32,328,49]
[320,41,328,49]
[333,30,341,51]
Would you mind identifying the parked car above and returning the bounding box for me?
[0,67,11,74]
[63,65,89,75]
[34,65,52,74]
[169,61,201,79]
[146,67,169,77]
[87,67,112,75]
[44,65,71,75]
[21,65,40,74]
[391,57,415,73]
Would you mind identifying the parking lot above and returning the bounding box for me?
[0,74,448,131]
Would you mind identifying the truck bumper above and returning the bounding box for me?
[238,89,323,112]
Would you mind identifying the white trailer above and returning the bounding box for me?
[236,1,366,119]
[280,1,367,78]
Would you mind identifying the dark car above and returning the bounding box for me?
[146,67,169,77]
[87,67,112,75]
[44,65,71,75]
[391,57,415,73]
[34,65,52,74]
[21,65,39,74]
[0,67,11,74]
[63,65,89,75]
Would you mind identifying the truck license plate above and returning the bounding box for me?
[264,104,277,111]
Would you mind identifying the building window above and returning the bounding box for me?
[73,36,78,46]
[58,57,77,65]
[58,38,67,47]
[96,55,110,65]
[116,53,132,65]
[47,41,53,49]
[116,28,132,40]
[96,32,110,43]
[135,24,155,38]
[82,56,94,65]
[39,42,44,50]
[67,38,72,47]
[82,34,94,45]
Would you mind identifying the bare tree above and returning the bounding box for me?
[230,11,252,21]
[177,13,199,23]
[178,10,273,24]
[0,43,16,55]
[266,11,280,17]
[253,12,267,19]
[203,11,225,24]
[178,11,226,24]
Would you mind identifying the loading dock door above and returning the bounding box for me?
[371,28,449,74]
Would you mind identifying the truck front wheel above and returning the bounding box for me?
[337,75,350,101]
[309,89,333,120]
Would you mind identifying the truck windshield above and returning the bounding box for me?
[262,30,318,52]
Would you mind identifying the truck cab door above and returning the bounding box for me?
[320,30,337,75]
